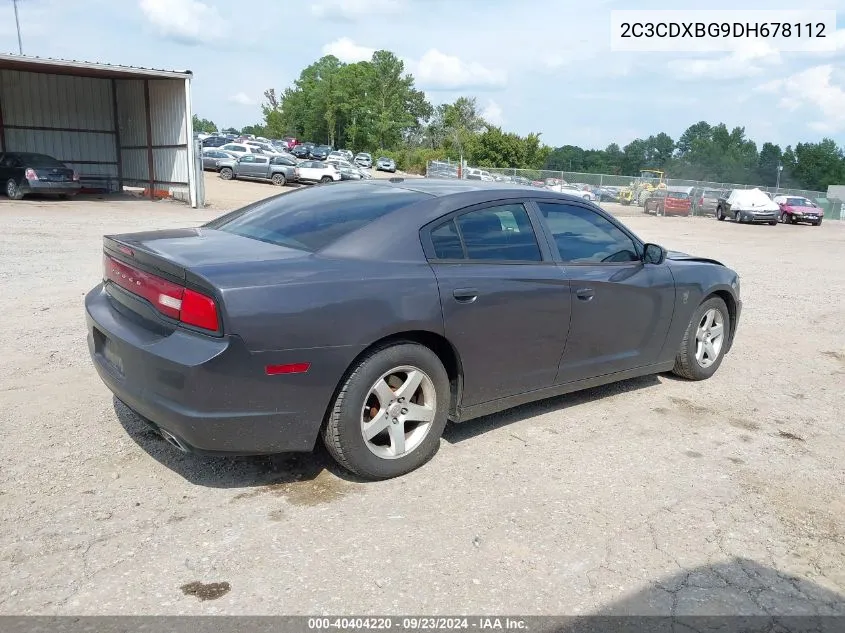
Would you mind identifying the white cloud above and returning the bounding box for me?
[228,92,257,106]
[311,0,403,21]
[668,39,781,79]
[138,0,223,43]
[481,101,504,126]
[322,37,375,63]
[757,65,845,133]
[412,49,506,91]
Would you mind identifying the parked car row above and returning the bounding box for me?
[715,189,824,226]
[204,148,375,187]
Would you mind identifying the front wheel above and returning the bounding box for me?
[323,343,450,480]
[320,176,332,183]
[735,211,743,223]
[768,221,777,226]
[815,218,823,226]
[271,173,286,186]
[716,206,725,221]
[672,296,730,381]
[219,167,234,180]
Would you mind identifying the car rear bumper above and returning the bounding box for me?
[85,283,356,455]
[664,208,691,216]
[21,180,81,194]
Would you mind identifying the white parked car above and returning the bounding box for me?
[296,160,341,184]
[547,184,597,201]
[220,143,270,158]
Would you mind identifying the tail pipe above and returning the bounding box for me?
[159,428,189,453]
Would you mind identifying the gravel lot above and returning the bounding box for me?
[1,173,844,616]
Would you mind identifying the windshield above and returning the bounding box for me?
[668,192,690,199]
[205,185,432,252]
[785,197,811,206]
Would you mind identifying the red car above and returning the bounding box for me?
[774,195,824,226]
[283,137,299,149]
[644,188,692,217]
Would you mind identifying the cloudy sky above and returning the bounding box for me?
[1,0,843,150]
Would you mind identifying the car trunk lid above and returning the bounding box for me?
[102,228,309,335]
[31,166,76,182]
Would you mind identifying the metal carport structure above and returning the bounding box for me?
[0,54,201,207]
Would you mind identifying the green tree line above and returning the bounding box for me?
[194,50,845,191]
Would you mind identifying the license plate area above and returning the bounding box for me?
[93,327,124,375]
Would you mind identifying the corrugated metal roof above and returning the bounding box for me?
[0,54,192,79]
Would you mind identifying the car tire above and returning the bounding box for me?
[815,218,823,226]
[219,168,234,180]
[735,211,743,223]
[6,179,23,200]
[271,173,286,186]
[716,206,725,221]
[672,296,731,381]
[320,176,332,183]
[322,343,450,480]
[768,221,777,226]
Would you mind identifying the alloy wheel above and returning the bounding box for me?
[360,366,436,460]
[695,308,725,369]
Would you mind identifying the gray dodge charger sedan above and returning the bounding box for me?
[86,180,742,479]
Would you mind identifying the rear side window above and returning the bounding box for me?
[206,185,432,252]
[429,203,542,262]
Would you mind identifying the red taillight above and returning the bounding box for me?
[181,288,219,331]
[24,168,38,180]
[103,253,219,332]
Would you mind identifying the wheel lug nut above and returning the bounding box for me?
[401,408,408,414]
[392,417,398,424]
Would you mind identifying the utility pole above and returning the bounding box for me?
[776,164,783,191]
[12,0,23,54]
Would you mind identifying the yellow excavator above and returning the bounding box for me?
[618,170,668,206]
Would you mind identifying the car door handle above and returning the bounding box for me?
[576,288,595,301]
[452,288,479,303]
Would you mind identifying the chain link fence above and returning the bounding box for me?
[424,160,842,219]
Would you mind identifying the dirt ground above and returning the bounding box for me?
[1,173,844,616]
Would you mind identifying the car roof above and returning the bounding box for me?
[318,180,624,261]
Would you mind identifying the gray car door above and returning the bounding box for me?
[423,200,571,407]
[532,200,675,384]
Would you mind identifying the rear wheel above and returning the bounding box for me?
[271,173,286,186]
[322,343,450,480]
[735,211,743,223]
[716,206,725,221]
[6,179,23,200]
[672,296,730,381]
[219,167,234,180]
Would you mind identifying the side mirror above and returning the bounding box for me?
[643,243,666,265]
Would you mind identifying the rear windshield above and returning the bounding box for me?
[205,184,432,252]
[668,192,690,199]
[18,153,65,167]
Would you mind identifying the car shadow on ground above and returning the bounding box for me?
[442,374,661,444]
[114,375,663,489]
[113,396,367,488]
[558,558,844,630]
